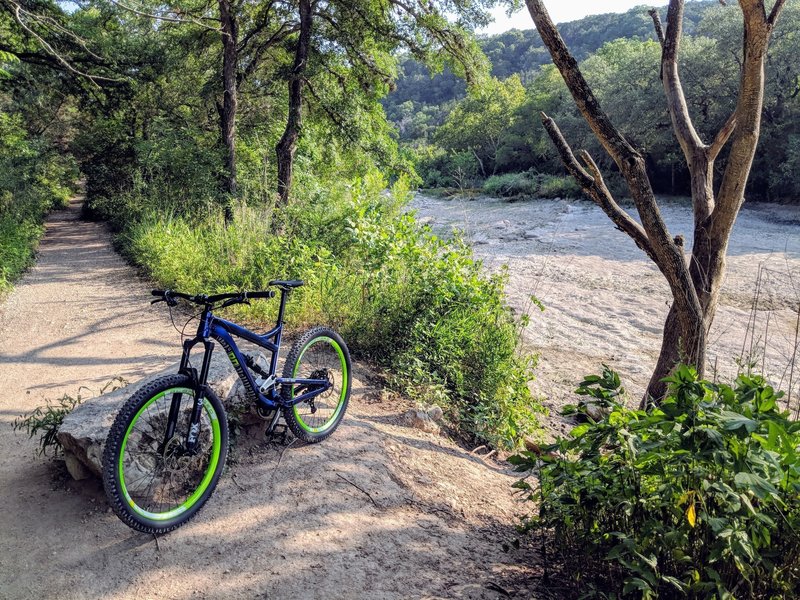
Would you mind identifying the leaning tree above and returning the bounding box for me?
[525,0,788,402]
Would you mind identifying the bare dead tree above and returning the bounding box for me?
[525,0,788,404]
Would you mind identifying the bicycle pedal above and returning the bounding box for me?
[265,423,291,445]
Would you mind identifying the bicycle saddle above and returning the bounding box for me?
[268,279,304,289]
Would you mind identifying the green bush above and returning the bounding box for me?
[483,172,537,197]
[0,215,43,293]
[511,366,800,597]
[0,113,77,293]
[119,172,544,448]
[482,171,583,199]
[536,173,582,199]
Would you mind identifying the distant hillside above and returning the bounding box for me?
[385,1,714,133]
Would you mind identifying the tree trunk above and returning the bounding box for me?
[219,0,238,222]
[525,0,785,405]
[275,0,312,206]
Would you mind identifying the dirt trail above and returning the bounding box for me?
[0,197,537,599]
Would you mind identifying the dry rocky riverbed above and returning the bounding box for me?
[412,193,800,425]
[0,197,539,599]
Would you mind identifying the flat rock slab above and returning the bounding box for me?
[57,351,243,479]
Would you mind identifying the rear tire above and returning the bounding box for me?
[281,327,351,443]
[102,374,228,534]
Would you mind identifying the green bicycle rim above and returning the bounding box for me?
[292,337,348,434]
[117,387,221,521]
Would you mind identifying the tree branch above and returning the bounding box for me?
[539,111,591,185]
[540,112,655,260]
[648,8,664,47]
[8,1,123,87]
[237,0,277,51]
[656,2,706,161]
[525,1,678,255]
[105,0,221,32]
[712,0,776,237]
[707,111,737,161]
[767,0,786,28]
[238,21,298,86]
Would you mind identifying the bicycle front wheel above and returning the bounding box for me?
[102,374,228,534]
[281,327,351,443]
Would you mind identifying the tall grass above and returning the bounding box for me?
[116,173,544,447]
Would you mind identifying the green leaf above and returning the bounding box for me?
[719,410,758,433]
[734,472,779,499]
[622,577,653,595]
[570,424,591,438]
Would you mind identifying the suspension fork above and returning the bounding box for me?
[161,338,215,453]
[186,340,214,452]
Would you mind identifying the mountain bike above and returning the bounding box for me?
[102,280,351,534]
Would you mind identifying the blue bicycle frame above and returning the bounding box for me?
[173,288,331,449]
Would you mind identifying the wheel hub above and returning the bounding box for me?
[309,368,334,403]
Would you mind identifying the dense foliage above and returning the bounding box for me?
[389,1,800,201]
[512,366,800,597]
[0,111,77,293]
[112,174,542,447]
[0,0,545,447]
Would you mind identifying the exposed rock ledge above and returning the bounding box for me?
[57,352,255,480]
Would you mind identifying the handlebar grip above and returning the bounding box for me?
[152,290,165,297]
[246,290,276,299]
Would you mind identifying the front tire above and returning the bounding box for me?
[102,374,228,534]
[281,327,351,443]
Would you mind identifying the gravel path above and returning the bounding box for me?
[0,196,536,599]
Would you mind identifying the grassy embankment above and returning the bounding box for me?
[90,173,545,448]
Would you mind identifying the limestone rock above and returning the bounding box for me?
[57,351,246,479]
[403,408,440,434]
[426,404,444,422]
[581,401,610,422]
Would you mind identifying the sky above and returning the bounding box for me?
[479,1,670,34]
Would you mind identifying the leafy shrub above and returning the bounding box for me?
[536,173,582,199]
[0,113,77,292]
[511,366,800,598]
[483,172,537,197]
[120,172,544,448]
[482,171,583,199]
[415,144,482,190]
[0,216,43,294]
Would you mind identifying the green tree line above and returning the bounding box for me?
[393,1,800,202]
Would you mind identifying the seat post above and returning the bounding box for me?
[276,288,289,328]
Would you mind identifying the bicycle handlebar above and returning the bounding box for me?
[151,289,276,307]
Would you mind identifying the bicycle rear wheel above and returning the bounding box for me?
[102,374,228,534]
[281,327,351,443]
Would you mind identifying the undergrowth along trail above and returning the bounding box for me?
[0,193,539,599]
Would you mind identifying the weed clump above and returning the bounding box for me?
[15,379,127,456]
